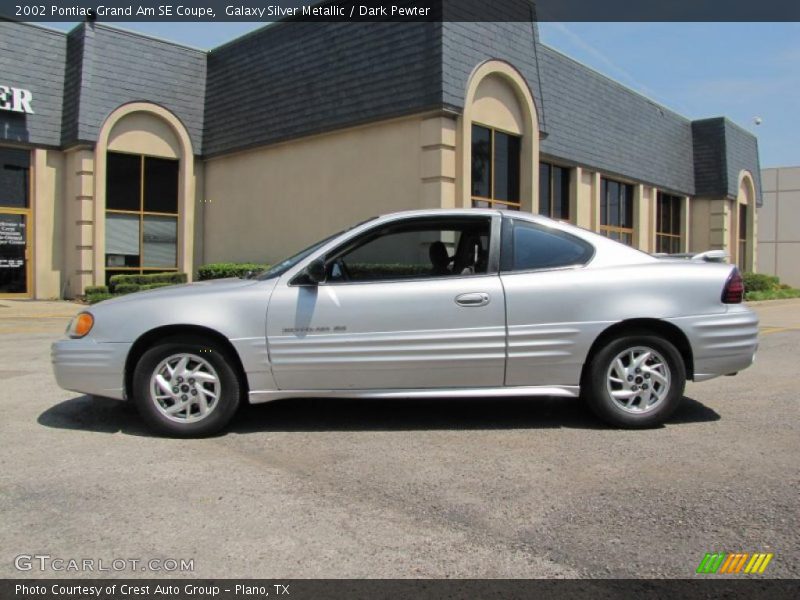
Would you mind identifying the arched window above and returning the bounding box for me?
[94,103,195,288]
[461,62,539,213]
[737,171,755,271]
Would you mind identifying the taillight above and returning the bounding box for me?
[722,268,744,304]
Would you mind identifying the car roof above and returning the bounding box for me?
[378,208,501,219]
[376,207,563,228]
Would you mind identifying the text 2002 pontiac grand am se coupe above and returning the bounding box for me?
[52,209,758,436]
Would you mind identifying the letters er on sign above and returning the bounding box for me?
[0,86,34,114]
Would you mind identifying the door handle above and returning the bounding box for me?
[455,292,490,307]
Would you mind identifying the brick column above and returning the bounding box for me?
[570,166,588,228]
[590,171,602,232]
[420,116,457,209]
[709,198,731,253]
[63,148,95,297]
[32,148,65,298]
[634,184,656,252]
[682,196,691,253]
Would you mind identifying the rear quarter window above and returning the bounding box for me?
[505,220,594,272]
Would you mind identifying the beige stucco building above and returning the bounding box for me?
[758,166,800,287]
[0,20,762,299]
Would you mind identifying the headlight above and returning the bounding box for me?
[67,312,94,338]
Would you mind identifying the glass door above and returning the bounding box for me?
[0,213,29,295]
[0,147,31,297]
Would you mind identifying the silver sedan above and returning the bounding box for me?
[52,209,758,436]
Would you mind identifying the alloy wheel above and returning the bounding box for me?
[149,353,221,423]
[606,345,671,414]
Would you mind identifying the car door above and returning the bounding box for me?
[499,217,604,387]
[266,214,506,391]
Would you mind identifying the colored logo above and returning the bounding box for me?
[696,552,773,574]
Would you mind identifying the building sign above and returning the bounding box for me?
[0,85,34,114]
[0,219,26,247]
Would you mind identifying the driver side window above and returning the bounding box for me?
[325,217,492,283]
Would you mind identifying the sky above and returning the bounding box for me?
[538,23,799,169]
[38,21,800,168]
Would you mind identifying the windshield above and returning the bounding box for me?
[255,234,340,280]
[255,217,377,280]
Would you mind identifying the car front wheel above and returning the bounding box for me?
[132,336,241,437]
[583,334,686,428]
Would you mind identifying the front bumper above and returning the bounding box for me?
[51,338,132,400]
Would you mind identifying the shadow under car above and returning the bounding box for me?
[38,394,720,437]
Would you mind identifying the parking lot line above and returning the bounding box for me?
[759,326,798,335]
[0,315,75,319]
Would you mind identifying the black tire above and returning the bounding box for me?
[582,333,686,428]
[132,335,241,437]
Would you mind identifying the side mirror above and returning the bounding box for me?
[304,258,327,285]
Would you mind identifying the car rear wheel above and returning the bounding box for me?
[583,334,685,428]
[132,336,241,437]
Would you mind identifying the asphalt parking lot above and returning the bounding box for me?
[0,299,798,579]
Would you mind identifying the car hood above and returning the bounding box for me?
[95,277,262,305]
[83,277,279,343]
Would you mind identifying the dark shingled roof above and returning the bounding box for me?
[692,118,763,204]
[441,21,544,125]
[203,21,442,157]
[537,46,696,197]
[62,24,206,152]
[0,20,761,204]
[0,21,66,146]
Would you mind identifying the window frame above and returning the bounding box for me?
[499,216,595,274]
[737,203,747,270]
[655,192,682,255]
[0,147,31,210]
[105,150,180,281]
[291,214,502,287]
[538,161,571,221]
[471,123,522,211]
[600,177,635,245]
[0,147,33,298]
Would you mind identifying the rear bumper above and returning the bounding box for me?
[667,306,759,382]
[51,338,131,400]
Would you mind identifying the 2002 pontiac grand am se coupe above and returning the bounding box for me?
[52,209,758,436]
